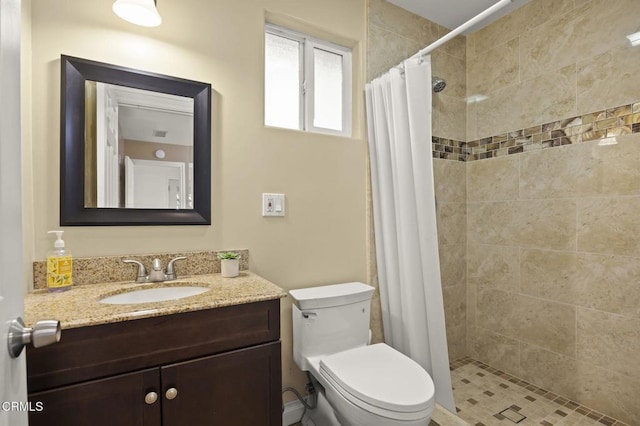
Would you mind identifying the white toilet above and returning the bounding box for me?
[290,282,435,426]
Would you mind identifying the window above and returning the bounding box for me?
[264,24,352,136]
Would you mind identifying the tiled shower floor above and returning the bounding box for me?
[450,357,629,426]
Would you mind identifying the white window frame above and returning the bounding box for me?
[265,24,352,137]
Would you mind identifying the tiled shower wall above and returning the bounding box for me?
[368,0,640,423]
[466,0,640,424]
[466,135,640,425]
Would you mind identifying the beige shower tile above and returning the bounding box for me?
[467,243,519,292]
[469,199,576,249]
[519,4,586,82]
[468,0,574,56]
[433,159,466,202]
[466,282,477,333]
[443,284,466,360]
[437,26,466,60]
[573,364,640,425]
[574,254,640,318]
[519,143,597,198]
[467,201,517,245]
[577,43,640,115]
[520,136,640,199]
[446,322,467,362]
[476,64,576,139]
[367,24,421,81]
[439,243,466,287]
[467,326,521,377]
[521,344,640,425]
[477,289,576,356]
[577,308,640,379]
[467,155,519,202]
[514,198,577,250]
[521,249,640,317]
[519,343,579,399]
[434,94,467,141]
[466,101,478,142]
[467,38,519,95]
[370,292,385,344]
[514,293,576,357]
[520,248,578,300]
[577,196,640,256]
[519,0,640,83]
[443,284,466,322]
[437,202,466,245]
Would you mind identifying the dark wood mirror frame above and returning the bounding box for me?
[60,55,211,226]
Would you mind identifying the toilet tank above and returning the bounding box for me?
[289,282,375,371]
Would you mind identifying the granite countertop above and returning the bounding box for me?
[24,271,287,329]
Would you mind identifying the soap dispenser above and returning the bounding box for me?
[47,230,73,292]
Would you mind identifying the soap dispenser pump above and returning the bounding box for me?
[47,230,73,292]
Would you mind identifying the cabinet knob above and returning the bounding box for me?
[144,392,158,405]
[165,387,178,400]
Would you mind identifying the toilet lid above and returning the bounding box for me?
[319,343,435,414]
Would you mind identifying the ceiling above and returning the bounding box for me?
[104,84,194,146]
[386,0,531,34]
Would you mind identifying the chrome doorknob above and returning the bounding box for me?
[7,317,61,358]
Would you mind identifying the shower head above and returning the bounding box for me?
[432,77,446,93]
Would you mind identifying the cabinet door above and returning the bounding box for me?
[28,368,161,426]
[162,341,281,426]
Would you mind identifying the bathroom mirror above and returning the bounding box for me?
[61,55,211,225]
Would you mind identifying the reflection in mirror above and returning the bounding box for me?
[84,82,194,209]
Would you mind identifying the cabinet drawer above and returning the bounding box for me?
[27,299,280,392]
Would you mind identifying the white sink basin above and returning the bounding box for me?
[99,286,210,305]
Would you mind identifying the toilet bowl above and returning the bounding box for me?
[290,282,435,426]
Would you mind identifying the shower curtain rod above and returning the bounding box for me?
[394,0,513,69]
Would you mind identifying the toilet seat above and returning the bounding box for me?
[319,343,435,421]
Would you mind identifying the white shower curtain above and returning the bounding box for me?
[365,55,456,413]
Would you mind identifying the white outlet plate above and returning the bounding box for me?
[262,193,285,217]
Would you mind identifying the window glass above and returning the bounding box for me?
[313,48,343,131]
[264,33,300,130]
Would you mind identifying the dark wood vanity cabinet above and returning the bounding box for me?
[26,299,282,426]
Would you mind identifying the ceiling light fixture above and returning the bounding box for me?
[626,31,640,46]
[113,0,162,27]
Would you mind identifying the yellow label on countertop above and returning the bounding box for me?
[47,256,73,289]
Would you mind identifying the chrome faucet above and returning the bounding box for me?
[123,257,187,283]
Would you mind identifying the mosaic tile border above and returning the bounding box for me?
[33,249,249,289]
[432,102,640,162]
[450,357,629,426]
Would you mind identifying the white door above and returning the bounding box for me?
[124,157,186,208]
[96,82,120,207]
[0,0,28,425]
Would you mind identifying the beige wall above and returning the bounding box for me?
[26,0,367,398]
